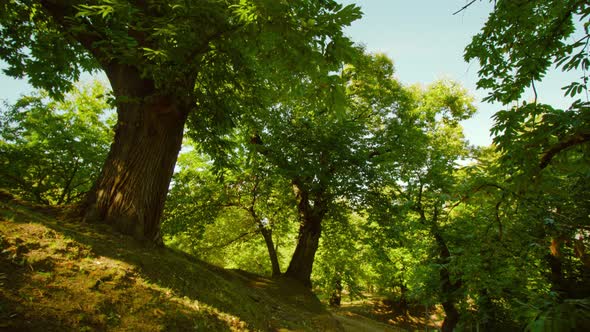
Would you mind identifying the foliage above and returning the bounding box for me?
[362,78,488,331]
[1,0,365,245]
[525,298,590,332]
[0,0,363,157]
[0,81,113,204]
[313,211,370,301]
[163,140,298,276]
[248,52,409,220]
[162,149,223,243]
[2,1,590,330]
[465,0,590,195]
[465,0,589,106]
[462,4,590,328]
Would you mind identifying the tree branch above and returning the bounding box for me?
[200,230,258,251]
[38,0,106,62]
[452,0,477,15]
[539,132,590,169]
[495,198,503,240]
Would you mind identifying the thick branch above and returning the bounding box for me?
[539,132,590,169]
[38,0,106,62]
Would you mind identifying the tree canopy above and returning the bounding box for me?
[1,1,590,331]
[0,81,113,204]
[0,0,363,243]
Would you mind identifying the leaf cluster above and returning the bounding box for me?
[464,0,589,105]
[0,81,113,204]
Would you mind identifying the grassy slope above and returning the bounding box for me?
[0,196,342,332]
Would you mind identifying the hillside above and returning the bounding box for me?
[0,195,342,331]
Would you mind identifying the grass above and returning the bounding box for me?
[0,195,342,331]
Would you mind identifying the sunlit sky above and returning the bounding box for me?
[0,1,580,146]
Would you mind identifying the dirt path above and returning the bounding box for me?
[328,296,441,332]
[332,311,405,332]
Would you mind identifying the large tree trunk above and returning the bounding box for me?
[84,65,188,244]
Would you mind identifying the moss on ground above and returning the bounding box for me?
[0,196,342,331]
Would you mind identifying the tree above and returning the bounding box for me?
[248,53,410,286]
[479,121,590,330]
[0,81,113,204]
[465,3,590,328]
[438,143,590,331]
[163,142,297,277]
[0,0,362,243]
[313,211,371,307]
[465,0,589,106]
[367,80,476,331]
[464,0,590,174]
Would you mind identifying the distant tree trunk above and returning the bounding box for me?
[329,274,343,307]
[84,64,188,244]
[477,288,503,331]
[285,182,327,287]
[259,225,281,277]
[246,194,282,277]
[441,300,460,332]
[399,283,409,313]
[57,163,78,205]
[547,239,565,294]
[417,201,462,332]
[573,238,590,297]
[434,231,462,332]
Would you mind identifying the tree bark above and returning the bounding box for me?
[440,268,461,332]
[435,231,462,332]
[441,300,460,332]
[246,190,281,277]
[547,237,568,296]
[418,202,462,332]
[329,274,343,307]
[284,183,326,287]
[84,64,188,244]
[36,3,190,244]
[285,215,322,287]
[259,225,281,277]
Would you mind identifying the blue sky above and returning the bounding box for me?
[0,1,580,146]
[339,0,580,146]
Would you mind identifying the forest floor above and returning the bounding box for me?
[329,297,442,332]
[0,194,438,331]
